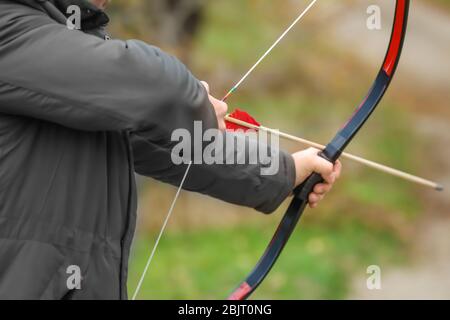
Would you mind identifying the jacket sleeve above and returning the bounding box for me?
[131,131,296,214]
[0,3,216,134]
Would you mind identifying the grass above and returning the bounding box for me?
[128,216,406,300]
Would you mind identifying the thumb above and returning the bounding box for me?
[310,154,334,184]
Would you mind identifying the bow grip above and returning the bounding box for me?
[294,151,334,202]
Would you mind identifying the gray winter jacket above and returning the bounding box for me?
[0,0,295,299]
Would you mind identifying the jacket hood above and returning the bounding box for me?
[11,0,109,30]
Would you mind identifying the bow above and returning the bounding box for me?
[133,0,410,300]
[228,0,410,300]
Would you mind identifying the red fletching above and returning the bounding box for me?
[226,109,261,132]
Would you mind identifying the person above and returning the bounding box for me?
[0,0,341,299]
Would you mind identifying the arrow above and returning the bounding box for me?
[225,113,443,191]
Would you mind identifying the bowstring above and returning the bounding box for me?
[132,0,318,300]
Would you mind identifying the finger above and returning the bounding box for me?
[308,193,324,204]
[314,183,332,195]
[218,122,227,131]
[309,202,318,209]
[209,96,228,132]
[310,155,334,184]
[214,99,229,118]
[320,160,341,184]
[200,81,210,93]
[309,199,321,209]
[333,160,342,179]
[217,117,227,131]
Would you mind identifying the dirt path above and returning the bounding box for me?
[324,0,450,299]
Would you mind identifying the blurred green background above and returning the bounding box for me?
[106,0,450,299]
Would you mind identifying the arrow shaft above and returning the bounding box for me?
[225,116,442,191]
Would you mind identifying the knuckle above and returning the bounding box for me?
[221,102,228,113]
